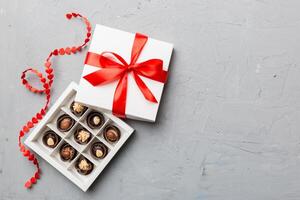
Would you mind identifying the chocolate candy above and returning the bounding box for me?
[87,112,104,129]
[57,114,75,132]
[74,128,91,145]
[70,102,87,117]
[104,125,120,143]
[91,142,108,159]
[76,157,93,175]
[60,143,77,161]
[42,131,60,148]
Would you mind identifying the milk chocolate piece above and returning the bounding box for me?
[91,142,108,159]
[57,114,75,132]
[75,157,93,175]
[42,131,59,148]
[104,125,120,143]
[74,128,91,145]
[70,102,87,117]
[60,143,77,161]
[87,112,104,129]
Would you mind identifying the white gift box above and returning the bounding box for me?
[75,24,173,122]
[25,82,134,191]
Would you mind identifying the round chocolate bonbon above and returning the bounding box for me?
[57,114,75,132]
[86,112,104,129]
[90,142,108,159]
[75,157,94,175]
[70,101,87,117]
[74,128,91,145]
[104,125,120,143]
[42,131,60,148]
[60,143,77,161]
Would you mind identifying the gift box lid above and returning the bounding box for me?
[75,24,173,122]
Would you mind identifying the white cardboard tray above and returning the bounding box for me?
[24,82,134,191]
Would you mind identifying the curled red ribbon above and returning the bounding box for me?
[19,12,91,189]
[83,33,168,118]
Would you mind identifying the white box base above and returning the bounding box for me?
[24,82,134,191]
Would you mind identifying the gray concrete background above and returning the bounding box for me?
[1,0,300,199]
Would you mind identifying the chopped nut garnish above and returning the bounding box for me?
[72,102,85,113]
[77,130,90,143]
[78,159,91,170]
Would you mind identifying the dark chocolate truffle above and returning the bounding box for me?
[90,142,108,159]
[104,125,120,143]
[57,114,75,132]
[42,131,60,148]
[87,112,104,129]
[70,102,87,117]
[74,128,91,145]
[75,157,93,175]
[60,144,77,161]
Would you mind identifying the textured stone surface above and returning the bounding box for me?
[1,0,300,199]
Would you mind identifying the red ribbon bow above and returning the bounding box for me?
[83,33,168,117]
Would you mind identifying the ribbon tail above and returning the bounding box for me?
[133,72,158,103]
[112,73,128,118]
[130,33,148,64]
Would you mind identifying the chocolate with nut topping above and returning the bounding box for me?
[74,128,91,145]
[104,125,120,143]
[60,144,77,161]
[57,114,75,132]
[42,131,60,148]
[91,142,108,159]
[87,112,104,129]
[70,102,87,117]
[76,157,93,175]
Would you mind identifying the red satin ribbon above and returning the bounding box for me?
[83,33,168,118]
